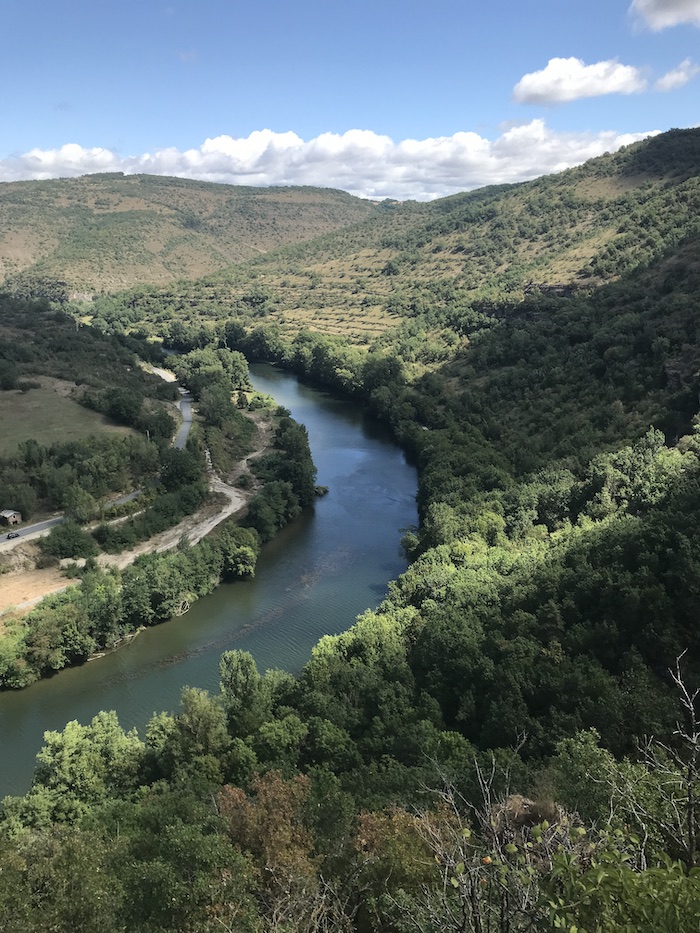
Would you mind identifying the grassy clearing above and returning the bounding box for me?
[0,388,134,455]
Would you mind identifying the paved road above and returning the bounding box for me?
[0,491,145,550]
[174,391,193,449]
[0,516,64,549]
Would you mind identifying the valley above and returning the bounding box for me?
[1,127,700,930]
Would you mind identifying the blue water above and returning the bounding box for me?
[0,365,417,795]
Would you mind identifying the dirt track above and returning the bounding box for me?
[0,412,272,619]
[0,477,251,619]
[97,475,249,571]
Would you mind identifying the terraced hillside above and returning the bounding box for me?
[89,128,700,350]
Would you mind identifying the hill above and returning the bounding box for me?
[72,127,700,755]
[46,127,700,742]
[85,128,700,351]
[3,128,700,930]
[0,174,378,294]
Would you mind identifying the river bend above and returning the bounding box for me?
[0,365,417,795]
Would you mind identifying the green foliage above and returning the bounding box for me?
[218,524,259,578]
[40,520,98,559]
[219,651,270,738]
[94,787,261,932]
[6,128,700,931]
[245,480,301,540]
[172,346,252,400]
[2,712,144,829]
[0,297,180,519]
[201,398,257,475]
[144,687,233,786]
[0,825,123,933]
[542,843,700,932]
[0,521,262,687]
[244,413,317,540]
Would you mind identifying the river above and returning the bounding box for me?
[0,364,417,796]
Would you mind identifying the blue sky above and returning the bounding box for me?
[1,0,699,198]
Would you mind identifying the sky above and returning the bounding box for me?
[1,0,699,200]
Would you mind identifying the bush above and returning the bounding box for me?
[41,521,99,559]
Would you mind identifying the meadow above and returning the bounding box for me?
[0,387,133,456]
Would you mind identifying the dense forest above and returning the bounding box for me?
[2,128,700,930]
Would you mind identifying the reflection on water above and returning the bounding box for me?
[0,364,417,795]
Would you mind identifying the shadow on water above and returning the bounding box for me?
[0,364,418,795]
[102,542,355,684]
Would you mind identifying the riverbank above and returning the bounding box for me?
[0,410,273,619]
[0,362,418,794]
[0,482,247,620]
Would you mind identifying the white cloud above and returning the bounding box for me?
[0,123,658,201]
[630,0,700,30]
[655,57,700,89]
[12,144,120,177]
[513,57,648,104]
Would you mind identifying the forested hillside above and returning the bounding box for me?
[3,128,700,930]
[84,128,700,350]
[0,174,377,294]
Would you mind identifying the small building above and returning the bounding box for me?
[0,510,22,526]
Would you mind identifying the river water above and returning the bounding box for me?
[0,365,417,796]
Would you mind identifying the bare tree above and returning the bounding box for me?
[382,742,586,933]
[591,652,700,870]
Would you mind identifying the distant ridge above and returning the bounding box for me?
[0,174,377,294]
[84,126,700,347]
[3,128,699,327]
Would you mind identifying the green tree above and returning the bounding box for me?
[146,686,232,785]
[0,826,122,933]
[102,788,260,933]
[219,650,269,738]
[2,712,144,828]
[63,483,98,524]
[159,447,203,491]
[40,520,98,559]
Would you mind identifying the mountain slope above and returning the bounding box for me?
[0,173,378,293]
[88,128,700,349]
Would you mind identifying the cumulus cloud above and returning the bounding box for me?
[655,57,700,89]
[0,123,658,201]
[630,0,700,30]
[11,144,120,177]
[513,57,647,104]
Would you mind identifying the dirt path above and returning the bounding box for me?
[0,411,273,618]
[96,474,250,571]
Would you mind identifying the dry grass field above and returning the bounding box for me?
[0,386,134,455]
